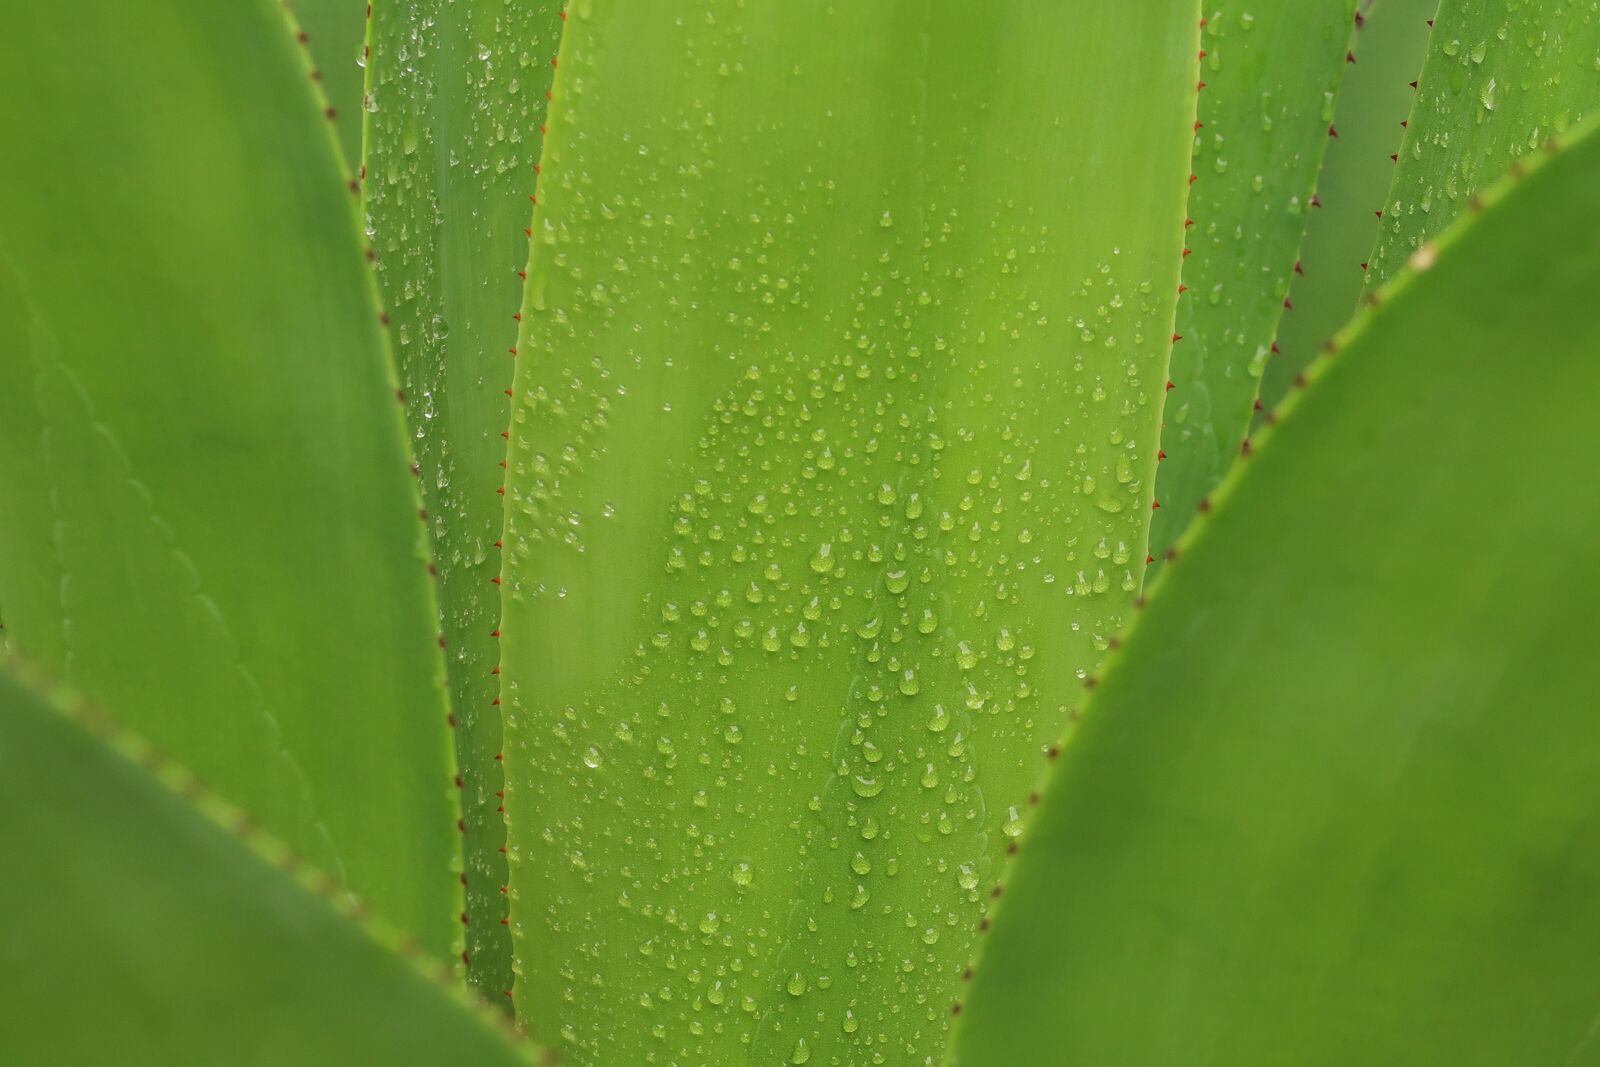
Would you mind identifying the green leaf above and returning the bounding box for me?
[1259,0,1436,416]
[288,0,370,166]
[0,656,543,1066]
[0,0,459,959]
[498,3,1197,1062]
[362,0,566,1001]
[1365,0,1600,287]
[1151,0,1356,564]
[950,118,1600,1066]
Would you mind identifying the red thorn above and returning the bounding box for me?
[1270,342,1281,354]
[508,347,518,355]
[1198,50,1207,59]
[1193,121,1204,131]
[1196,80,1207,91]
[1165,380,1175,391]
[1177,283,1188,294]
[1188,174,1198,185]
[491,697,501,706]
[1182,248,1192,258]
[1145,554,1155,564]
[1360,260,1369,271]
[1283,297,1294,310]
[1329,125,1339,138]
[1311,195,1322,208]
[1374,210,1384,218]
[1171,333,1183,343]
[491,576,502,585]
[1293,260,1304,275]
[491,629,501,638]
[1157,450,1167,460]
[1345,50,1356,63]
[1151,500,1161,510]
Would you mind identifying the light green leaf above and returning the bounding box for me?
[498,2,1197,1063]
[1366,0,1600,286]
[1260,0,1437,415]
[363,0,566,1001]
[951,118,1600,1066]
[1151,0,1356,563]
[0,656,543,1066]
[288,0,369,166]
[0,0,459,959]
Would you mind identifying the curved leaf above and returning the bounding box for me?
[0,657,542,1066]
[0,0,458,957]
[1150,0,1356,565]
[363,0,566,1001]
[951,119,1600,1066]
[1366,0,1600,286]
[498,2,1198,1062]
[1260,0,1437,415]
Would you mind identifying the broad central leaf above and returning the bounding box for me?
[499,3,1196,1063]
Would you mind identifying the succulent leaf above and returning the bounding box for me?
[496,2,1198,1062]
[1150,0,1358,566]
[362,0,567,1001]
[1261,0,1437,415]
[0,656,544,1066]
[0,0,459,959]
[1366,0,1600,286]
[951,116,1600,1067]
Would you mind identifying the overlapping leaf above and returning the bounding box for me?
[1150,0,1356,563]
[363,0,566,1000]
[1261,0,1437,414]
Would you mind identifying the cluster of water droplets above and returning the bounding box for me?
[495,4,1171,1063]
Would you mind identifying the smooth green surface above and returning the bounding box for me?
[0,0,459,958]
[0,658,541,1066]
[499,3,1196,1063]
[1366,0,1600,286]
[952,120,1600,1067]
[1262,0,1436,415]
[1150,0,1355,563]
[289,0,368,166]
[364,0,566,1001]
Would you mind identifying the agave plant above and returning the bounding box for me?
[3,0,1598,1063]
